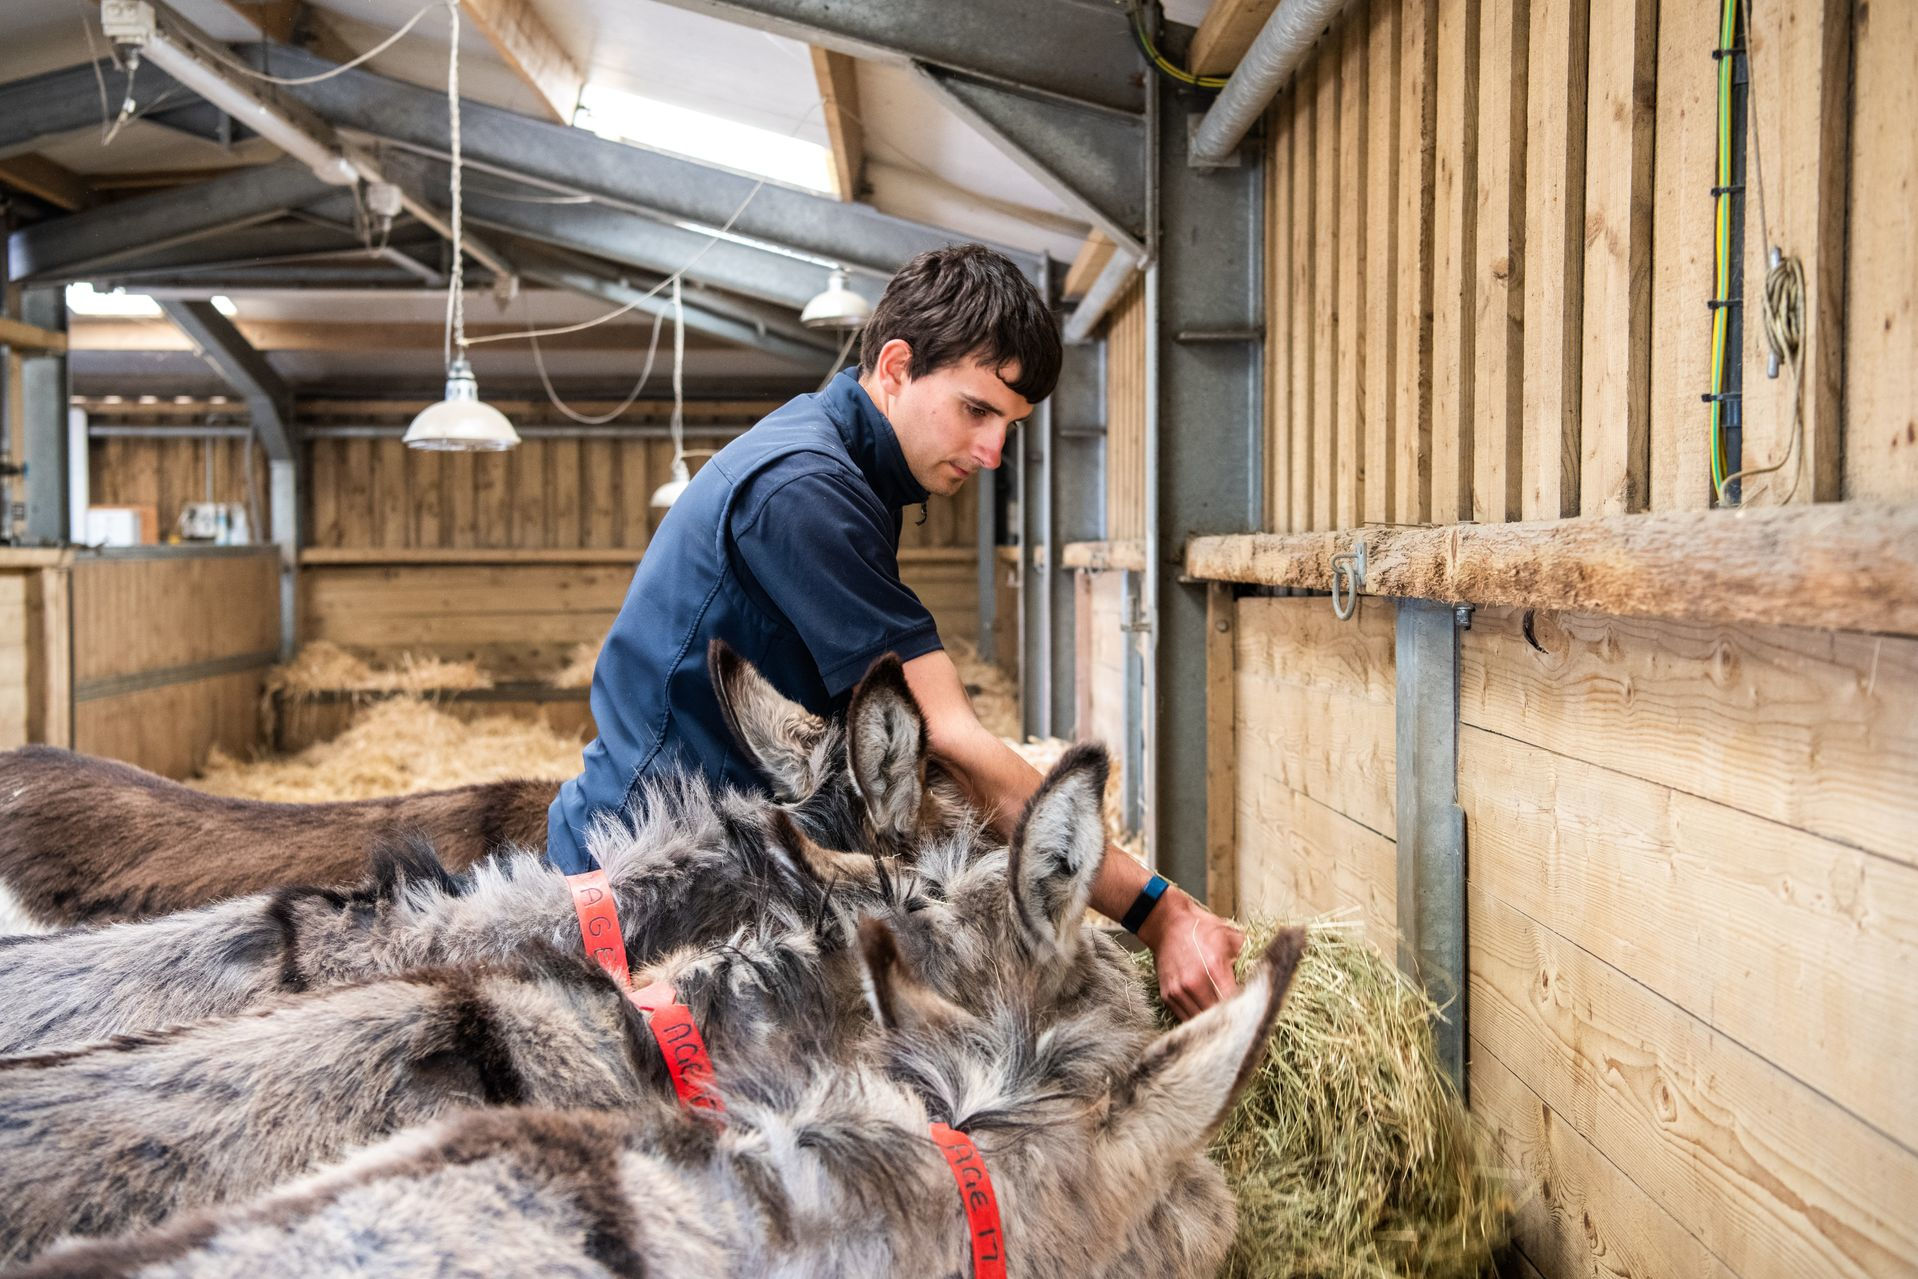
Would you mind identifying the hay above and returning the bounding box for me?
[266,642,493,698]
[948,636,1020,739]
[549,639,601,690]
[1007,735,1130,849]
[1135,918,1514,1279]
[193,697,584,803]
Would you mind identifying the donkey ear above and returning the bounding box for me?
[710,639,830,801]
[1007,743,1110,953]
[857,917,966,1035]
[764,807,886,887]
[1103,928,1306,1158]
[846,654,929,844]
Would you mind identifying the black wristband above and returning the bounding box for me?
[1120,874,1170,935]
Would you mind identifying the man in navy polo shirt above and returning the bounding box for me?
[548,244,1243,1019]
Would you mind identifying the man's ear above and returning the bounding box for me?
[1006,743,1110,956]
[709,639,831,801]
[846,654,929,845]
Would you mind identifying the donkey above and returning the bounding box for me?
[0,748,556,933]
[17,926,1306,1279]
[0,653,967,1056]
[0,946,673,1268]
[0,637,962,935]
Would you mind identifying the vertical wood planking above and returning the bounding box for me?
[1335,14,1367,530]
[1311,53,1340,531]
[1843,0,1918,500]
[617,440,651,547]
[548,439,581,548]
[410,448,444,547]
[1646,0,1715,511]
[339,438,373,547]
[1522,0,1588,519]
[1204,581,1238,916]
[583,439,617,548]
[475,451,511,547]
[1577,0,1655,515]
[1362,0,1400,526]
[1471,0,1526,523]
[1738,0,1849,506]
[310,440,341,548]
[1265,92,1293,532]
[1289,76,1317,531]
[1428,0,1478,524]
[510,441,547,549]
[646,440,676,538]
[374,439,409,547]
[446,453,477,548]
[1394,0,1437,525]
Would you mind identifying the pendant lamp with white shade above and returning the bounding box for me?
[800,269,871,332]
[404,0,519,453]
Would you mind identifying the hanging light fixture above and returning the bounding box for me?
[405,0,519,452]
[800,268,871,331]
[650,276,692,508]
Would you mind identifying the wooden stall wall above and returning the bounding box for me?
[88,434,273,542]
[70,549,279,778]
[1260,0,1915,532]
[1224,6,1918,1271]
[1104,277,1147,544]
[1082,569,1128,762]
[1458,607,1918,1279]
[1230,595,1398,951]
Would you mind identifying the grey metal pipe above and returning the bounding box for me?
[1188,0,1357,165]
[1062,250,1142,344]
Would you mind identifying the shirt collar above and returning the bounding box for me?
[821,368,929,509]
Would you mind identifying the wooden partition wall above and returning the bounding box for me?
[1064,4,1918,1277]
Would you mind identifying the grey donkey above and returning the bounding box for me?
[16,925,1308,1279]
[0,649,971,1056]
[0,946,675,1268]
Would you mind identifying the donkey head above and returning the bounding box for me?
[709,641,975,856]
[857,919,1308,1277]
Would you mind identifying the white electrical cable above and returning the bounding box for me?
[529,307,666,425]
[167,1,442,86]
[442,0,465,370]
[669,276,686,466]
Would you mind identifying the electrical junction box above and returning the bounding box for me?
[100,1,155,45]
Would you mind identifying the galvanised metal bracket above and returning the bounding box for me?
[1394,598,1468,1098]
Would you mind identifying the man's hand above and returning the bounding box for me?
[1136,889,1246,1021]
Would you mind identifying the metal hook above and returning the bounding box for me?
[1330,539,1366,621]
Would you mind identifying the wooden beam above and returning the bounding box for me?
[1189,0,1283,76]
[460,0,587,125]
[222,0,299,42]
[809,47,866,203]
[1062,231,1115,301]
[1060,539,1145,573]
[0,154,94,212]
[1185,500,1918,636]
[69,319,723,353]
[0,316,67,354]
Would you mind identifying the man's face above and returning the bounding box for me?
[862,340,1033,497]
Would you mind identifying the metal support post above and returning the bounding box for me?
[17,288,69,545]
[269,460,300,661]
[1144,77,1263,898]
[1394,599,1468,1095]
[1048,338,1105,737]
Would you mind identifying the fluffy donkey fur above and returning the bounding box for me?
[0,652,974,1057]
[17,930,1308,1279]
[0,947,670,1267]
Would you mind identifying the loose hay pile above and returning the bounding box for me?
[948,636,1019,738]
[1136,918,1513,1279]
[549,639,602,690]
[266,641,494,697]
[193,697,584,802]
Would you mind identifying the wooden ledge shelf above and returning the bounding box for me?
[1185,501,1918,637]
[299,546,980,568]
[1061,539,1146,573]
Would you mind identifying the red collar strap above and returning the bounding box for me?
[929,1122,1007,1279]
[566,871,724,1118]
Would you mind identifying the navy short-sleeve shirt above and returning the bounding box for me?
[545,370,943,872]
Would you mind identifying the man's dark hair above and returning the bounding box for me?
[858,244,1062,405]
